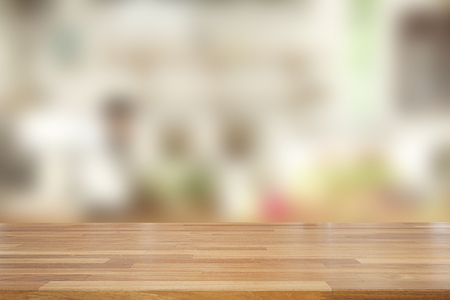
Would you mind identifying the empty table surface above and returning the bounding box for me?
[1,223,450,299]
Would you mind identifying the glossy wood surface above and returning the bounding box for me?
[1,223,449,299]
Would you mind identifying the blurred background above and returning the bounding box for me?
[1,0,450,222]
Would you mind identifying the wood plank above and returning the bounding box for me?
[0,258,110,263]
[357,258,450,264]
[0,222,449,300]
[39,280,332,291]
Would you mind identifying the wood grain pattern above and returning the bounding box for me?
[40,280,331,291]
[0,223,449,299]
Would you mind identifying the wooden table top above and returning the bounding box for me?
[1,223,449,299]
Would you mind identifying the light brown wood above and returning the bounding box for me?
[40,280,331,291]
[0,223,449,299]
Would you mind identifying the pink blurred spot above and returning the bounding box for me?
[262,191,292,222]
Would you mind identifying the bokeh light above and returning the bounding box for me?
[1,0,450,222]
